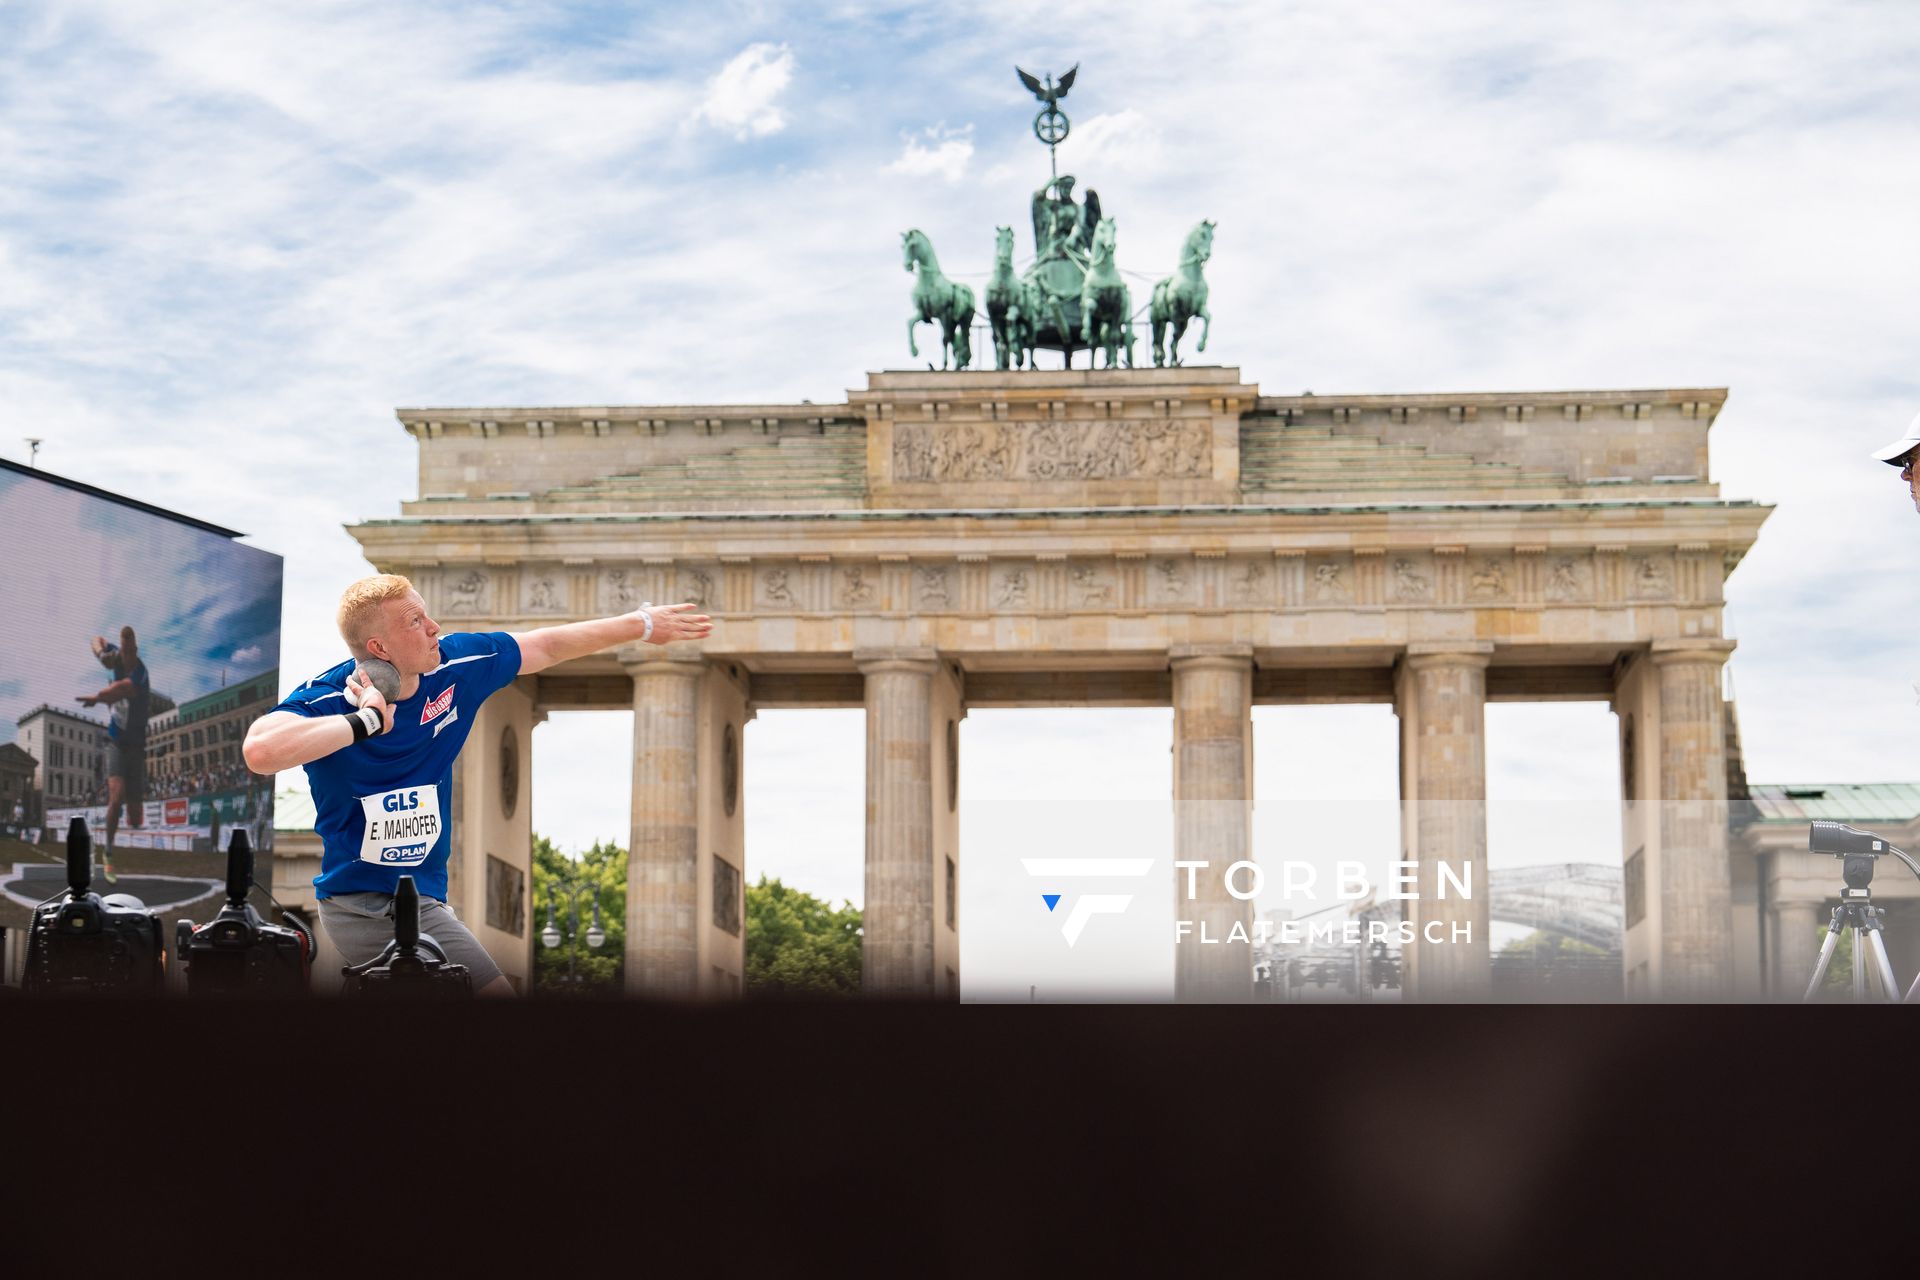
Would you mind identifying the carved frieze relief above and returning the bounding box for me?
[679,566,715,609]
[1311,560,1350,603]
[1070,562,1113,606]
[993,565,1032,609]
[1391,558,1431,603]
[1630,554,1673,600]
[524,572,563,614]
[1152,557,1191,604]
[1468,557,1512,601]
[890,418,1211,483]
[759,567,796,609]
[446,568,490,614]
[916,566,951,608]
[1545,555,1591,603]
[604,567,642,613]
[1229,559,1268,605]
[840,566,876,608]
[446,541,1691,622]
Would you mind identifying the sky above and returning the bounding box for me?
[4,1,1920,998]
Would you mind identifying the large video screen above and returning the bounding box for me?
[0,461,283,938]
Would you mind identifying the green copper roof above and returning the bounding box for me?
[1747,783,1920,824]
[272,785,316,833]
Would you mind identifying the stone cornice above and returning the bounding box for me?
[1250,386,1728,418]
[359,497,1769,528]
[353,502,1771,570]
[394,380,1724,422]
[1649,637,1738,666]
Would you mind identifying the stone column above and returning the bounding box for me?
[1651,639,1736,998]
[622,649,705,998]
[858,648,941,997]
[1171,645,1254,1003]
[1396,643,1493,1001]
[1770,900,1822,1000]
[444,674,535,994]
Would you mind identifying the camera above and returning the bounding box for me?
[175,830,312,997]
[22,817,165,996]
[1808,822,1913,893]
[341,875,472,998]
[1809,822,1894,858]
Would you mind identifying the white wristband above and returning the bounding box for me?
[640,602,654,643]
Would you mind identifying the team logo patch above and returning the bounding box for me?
[420,687,455,725]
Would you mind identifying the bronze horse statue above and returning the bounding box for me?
[903,228,975,371]
[1150,220,1214,367]
[1080,217,1134,369]
[985,225,1027,371]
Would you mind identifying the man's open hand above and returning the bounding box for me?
[641,602,714,645]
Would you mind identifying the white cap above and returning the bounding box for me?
[1870,411,1920,467]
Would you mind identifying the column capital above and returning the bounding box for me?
[1649,638,1737,667]
[853,646,941,676]
[1169,643,1254,672]
[617,643,707,675]
[1403,641,1494,672]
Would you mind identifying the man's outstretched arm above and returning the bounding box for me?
[512,602,713,676]
[78,678,135,707]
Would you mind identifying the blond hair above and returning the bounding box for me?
[336,574,414,658]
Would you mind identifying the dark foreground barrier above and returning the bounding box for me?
[0,999,1895,1272]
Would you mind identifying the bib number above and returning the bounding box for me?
[358,785,442,867]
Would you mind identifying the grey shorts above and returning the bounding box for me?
[318,891,504,990]
[106,740,146,795]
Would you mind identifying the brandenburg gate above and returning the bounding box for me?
[348,367,1769,1001]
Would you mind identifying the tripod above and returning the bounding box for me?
[1803,857,1901,1002]
[1801,825,1920,1003]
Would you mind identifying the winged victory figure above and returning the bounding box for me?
[1016,63,1077,108]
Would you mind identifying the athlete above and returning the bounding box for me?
[242,574,712,996]
[77,625,150,882]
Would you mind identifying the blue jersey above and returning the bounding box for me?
[114,658,150,740]
[97,646,150,741]
[274,631,521,900]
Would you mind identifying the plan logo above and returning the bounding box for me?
[379,842,432,865]
[1020,858,1154,947]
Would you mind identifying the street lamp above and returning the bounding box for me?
[540,860,606,990]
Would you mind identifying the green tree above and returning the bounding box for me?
[1494,929,1618,997]
[1500,931,1607,962]
[745,874,862,997]
[530,834,626,996]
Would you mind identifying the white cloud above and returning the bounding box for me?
[885,126,975,183]
[231,645,262,663]
[696,42,795,138]
[1057,108,1160,174]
